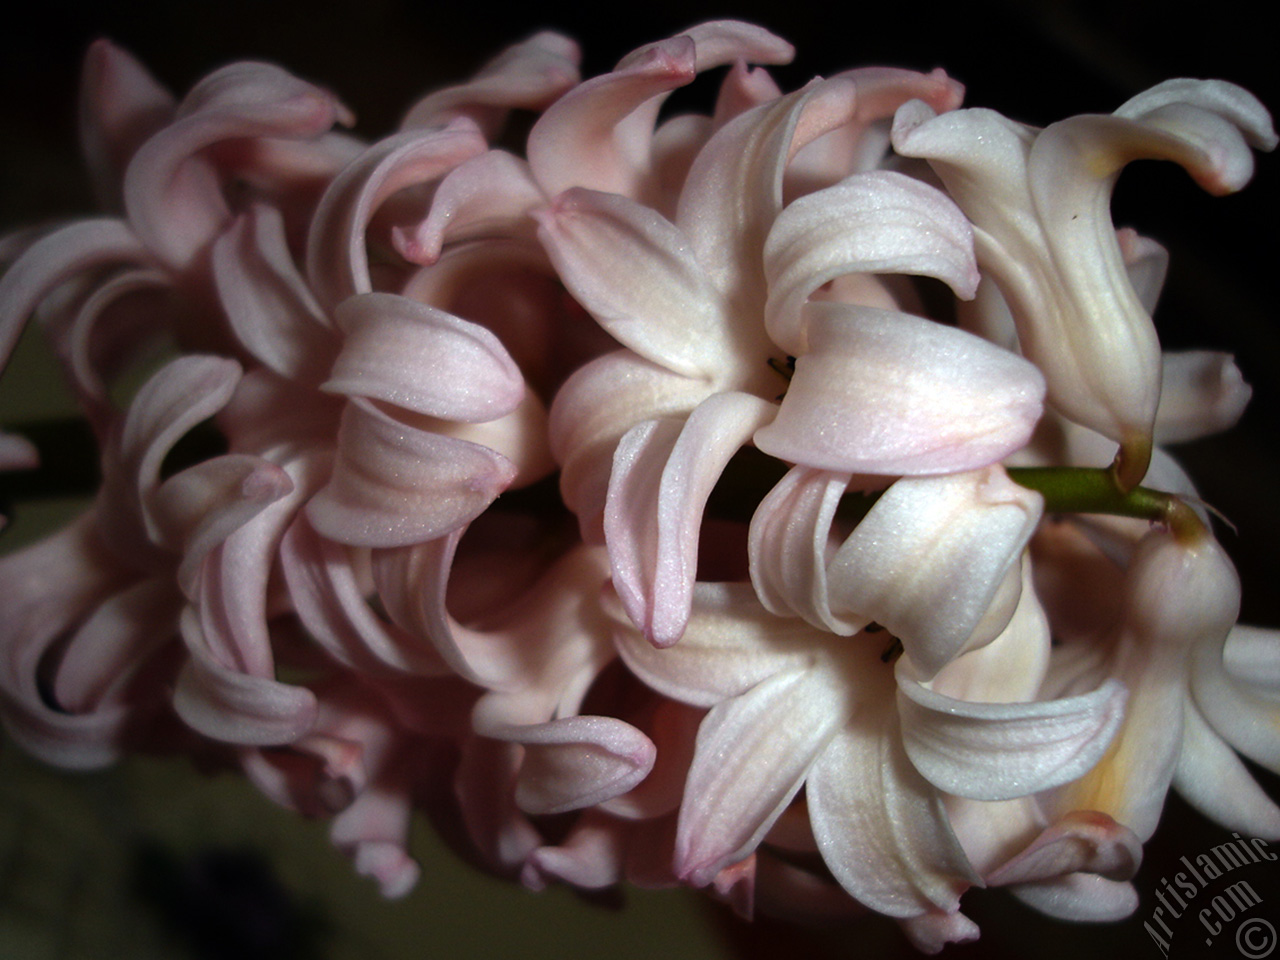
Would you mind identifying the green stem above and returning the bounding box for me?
[1007,466,1207,543]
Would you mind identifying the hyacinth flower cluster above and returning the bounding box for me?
[0,21,1276,952]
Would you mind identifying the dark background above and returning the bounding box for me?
[1,2,1277,957]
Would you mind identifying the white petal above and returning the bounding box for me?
[826,467,1042,678]
[763,170,978,356]
[676,668,845,886]
[606,392,776,646]
[754,303,1045,476]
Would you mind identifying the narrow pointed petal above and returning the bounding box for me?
[280,514,449,677]
[763,170,978,355]
[53,577,182,713]
[478,715,656,815]
[748,466,855,632]
[174,608,318,746]
[608,582,816,706]
[1154,351,1252,444]
[393,150,544,264]
[1174,696,1280,837]
[606,392,776,646]
[677,78,859,297]
[550,350,712,541]
[1010,874,1138,922]
[528,36,697,199]
[400,31,581,136]
[149,454,294,595]
[327,292,524,422]
[983,814,1146,885]
[308,400,515,548]
[807,724,980,917]
[1191,625,1280,775]
[533,187,730,378]
[78,39,176,210]
[0,219,150,373]
[755,303,1045,476]
[97,355,242,565]
[125,62,351,269]
[305,122,488,310]
[676,669,845,886]
[212,204,338,384]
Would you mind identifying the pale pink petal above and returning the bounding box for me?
[280,514,450,677]
[65,267,171,433]
[608,582,816,707]
[897,673,1126,800]
[455,735,542,873]
[1009,873,1138,922]
[125,62,351,269]
[1191,626,1280,775]
[522,812,626,891]
[307,399,516,548]
[528,36,696,200]
[534,187,732,379]
[549,350,712,541]
[1174,696,1280,837]
[898,910,980,954]
[0,517,146,769]
[371,533,524,688]
[0,218,150,373]
[326,292,524,422]
[151,456,293,597]
[755,303,1045,476]
[807,725,980,917]
[53,577,182,712]
[174,608,318,746]
[1052,532,1241,840]
[78,39,177,210]
[407,391,555,490]
[747,466,854,632]
[211,204,339,384]
[762,170,978,356]
[392,150,544,264]
[216,367,344,457]
[1115,227,1168,313]
[330,783,422,899]
[477,715,656,815]
[400,31,581,136]
[528,22,792,201]
[1154,351,1252,444]
[1111,77,1278,190]
[676,668,846,886]
[304,122,488,310]
[606,392,776,646]
[97,355,242,566]
[825,468,1042,677]
[711,61,783,130]
[676,78,859,297]
[790,67,964,189]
